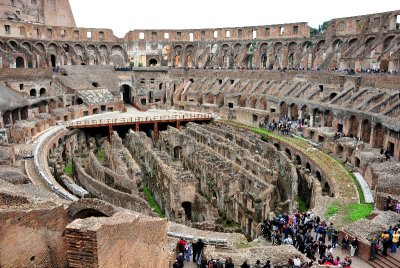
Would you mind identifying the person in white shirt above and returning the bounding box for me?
[293,256,301,268]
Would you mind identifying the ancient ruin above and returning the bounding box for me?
[1,1,400,267]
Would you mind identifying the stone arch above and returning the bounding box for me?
[248,96,257,109]
[48,42,58,51]
[110,45,124,66]
[259,97,267,110]
[62,43,70,52]
[9,40,18,51]
[238,95,246,107]
[306,162,311,171]
[361,119,372,143]
[285,148,292,158]
[16,56,25,68]
[383,36,395,51]
[294,155,301,165]
[181,201,192,221]
[365,37,375,48]
[332,39,343,50]
[39,88,46,96]
[149,58,158,66]
[205,93,214,104]
[35,42,45,53]
[372,123,385,148]
[30,88,37,97]
[325,110,334,127]
[329,92,337,101]
[348,115,359,137]
[380,59,389,72]
[290,103,299,119]
[316,40,325,51]
[21,41,32,52]
[302,41,312,51]
[120,84,132,104]
[280,101,288,116]
[76,97,83,105]
[348,38,358,47]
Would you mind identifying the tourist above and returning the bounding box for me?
[293,256,301,268]
[240,260,250,268]
[370,237,378,260]
[192,239,198,262]
[391,230,399,253]
[326,223,334,241]
[177,253,184,267]
[342,235,350,252]
[381,231,390,257]
[173,259,180,268]
[318,242,327,260]
[184,241,192,262]
[396,202,400,214]
[195,238,205,262]
[225,257,235,268]
[262,260,271,268]
[350,237,358,256]
[254,260,262,268]
[177,238,187,255]
[332,230,339,248]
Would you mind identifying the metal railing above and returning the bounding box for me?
[68,113,214,127]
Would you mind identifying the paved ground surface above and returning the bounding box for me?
[69,107,211,127]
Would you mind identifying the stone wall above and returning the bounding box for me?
[64,211,169,268]
[73,158,154,216]
[0,204,69,267]
[87,151,134,194]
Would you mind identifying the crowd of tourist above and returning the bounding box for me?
[261,209,354,267]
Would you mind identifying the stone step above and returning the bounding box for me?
[371,253,400,268]
[368,259,393,268]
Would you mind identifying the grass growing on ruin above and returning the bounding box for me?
[297,197,309,212]
[326,202,373,223]
[143,184,165,218]
[97,148,106,164]
[326,203,340,218]
[64,160,73,176]
[346,203,373,222]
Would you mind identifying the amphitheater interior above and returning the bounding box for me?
[1,1,400,267]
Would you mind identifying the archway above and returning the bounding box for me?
[39,88,46,97]
[76,98,83,105]
[72,209,108,220]
[181,202,192,221]
[149,58,158,66]
[30,89,37,97]
[372,123,385,148]
[174,146,182,159]
[348,115,359,137]
[280,102,288,117]
[16,57,25,68]
[380,59,389,72]
[120,85,132,104]
[51,54,56,68]
[361,119,371,143]
[325,110,333,127]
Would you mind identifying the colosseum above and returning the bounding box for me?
[1,1,400,267]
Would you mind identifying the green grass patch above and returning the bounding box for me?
[143,184,165,218]
[326,203,340,218]
[297,196,309,212]
[325,202,373,223]
[97,148,106,164]
[64,160,73,176]
[345,203,374,222]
